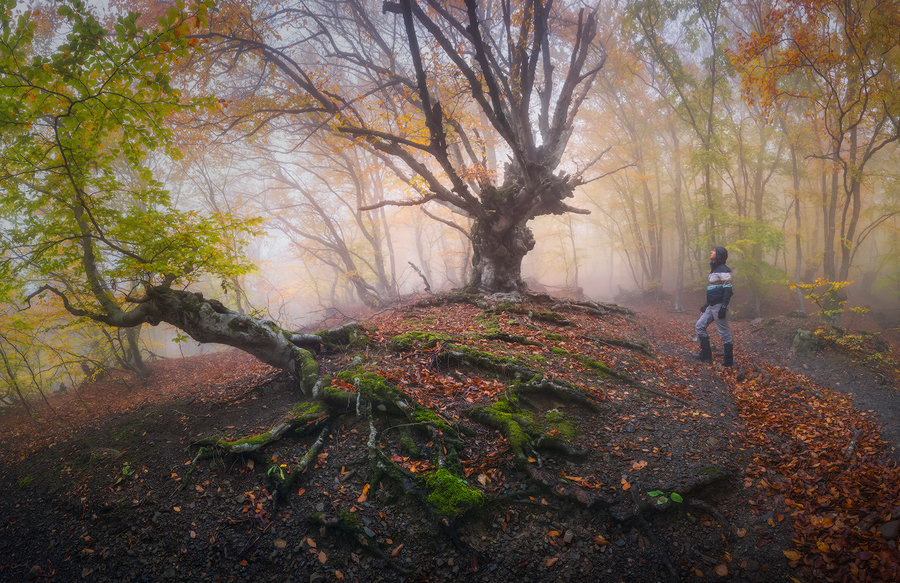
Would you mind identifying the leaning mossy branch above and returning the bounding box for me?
[591,336,657,360]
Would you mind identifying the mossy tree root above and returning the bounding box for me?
[435,345,535,379]
[196,401,331,454]
[513,375,604,414]
[592,336,658,359]
[274,425,329,503]
[465,402,550,467]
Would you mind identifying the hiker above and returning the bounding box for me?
[693,246,734,367]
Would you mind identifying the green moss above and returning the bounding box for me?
[412,408,452,433]
[424,469,486,518]
[316,323,370,349]
[336,371,400,401]
[289,401,327,417]
[448,344,523,369]
[550,347,568,356]
[545,409,577,440]
[388,331,450,352]
[338,508,362,529]
[296,348,319,394]
[544,333,566,342]
[219,431,272,448]
[17,475,35,489]
[575,355,614,378]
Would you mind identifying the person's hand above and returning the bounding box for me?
[718,306,727,319]
[700,304,708,314]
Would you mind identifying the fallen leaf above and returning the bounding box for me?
[621,478,631,490]
[190,531,196,539]
[307,537,316,548]
[358,483,369,503]
[274,539,287,549]
[391,543,404,557]
[547,530,560,537]
[477,473,488,486]
[715,564,728,576]
[335,571,344,580]
[246,459,254,470]
[173,506,181,512]
[783,550,801,561]
[297,488,305,497]
[736,528,747,538]
[693,567,705,577]
[546,557,558,567]
[318,550,327,563]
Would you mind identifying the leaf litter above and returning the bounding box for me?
[0,294,897,581]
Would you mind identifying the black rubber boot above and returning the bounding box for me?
[693,337,712,362]
[722,343,733,367]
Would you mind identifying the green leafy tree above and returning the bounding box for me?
[0,0,315,387]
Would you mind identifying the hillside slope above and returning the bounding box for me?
[1,294,898,582]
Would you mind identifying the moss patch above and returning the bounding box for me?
[545,409,577,440]
[424,469,486,518]
[388,331,450,352]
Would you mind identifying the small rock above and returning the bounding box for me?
[315,503,325,512]
[877,520,900,540]
[163,567,177,579]
[310,573,326,583]
[746,560,760,572]
[563,531,574,544]
[614,539,626,547]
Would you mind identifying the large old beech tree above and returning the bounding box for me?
[202,0,607,293]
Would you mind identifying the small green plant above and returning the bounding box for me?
[647,490,683,505]
[114,463,135,485]
[267,463,287,481]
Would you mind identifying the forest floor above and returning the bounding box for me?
[1,292,899,583]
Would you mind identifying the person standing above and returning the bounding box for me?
[693,246,734,367]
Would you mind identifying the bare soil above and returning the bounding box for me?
[1,293,898,583]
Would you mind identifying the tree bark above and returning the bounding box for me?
[131,288,319,393]
[469,218,535,294]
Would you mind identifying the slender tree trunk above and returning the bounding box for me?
[790,144,805,311]
[671,127,686,311]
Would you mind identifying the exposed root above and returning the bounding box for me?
[275,425,329,504]
[685,498,733,541]
[196,401,330,454]
[514,375,603,413]
[307,512,414,576]
[591,336,658,360]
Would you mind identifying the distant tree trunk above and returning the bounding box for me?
[124,326,149,379]
[671,125,687,311]
[790,143,805,311]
